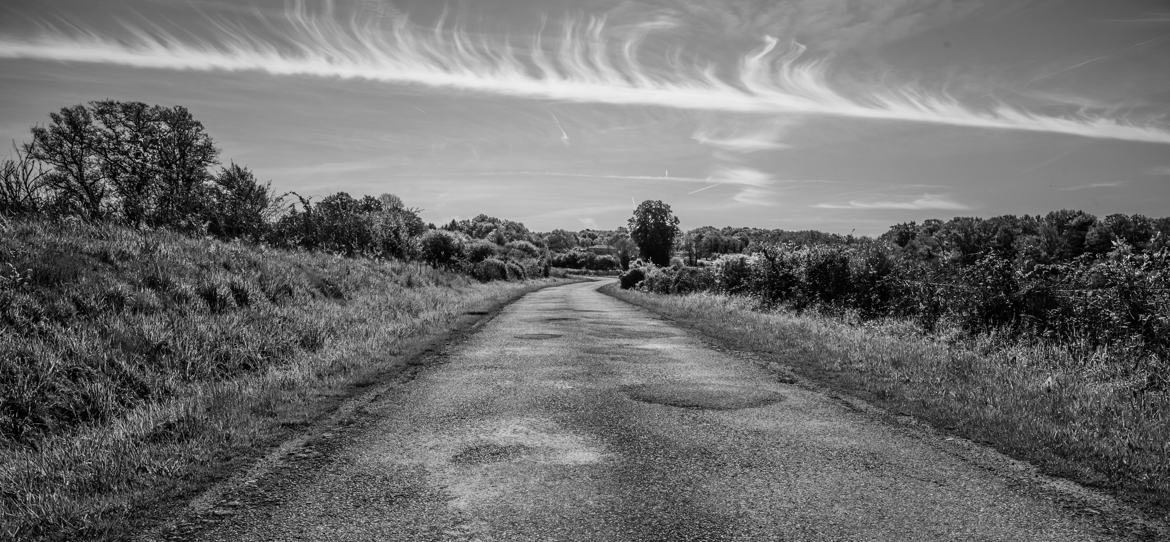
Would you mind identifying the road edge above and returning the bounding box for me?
[140,278,585,541]
[598,281,1168,541]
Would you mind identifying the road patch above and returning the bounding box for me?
[622,383,784,410]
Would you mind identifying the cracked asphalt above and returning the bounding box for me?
[182,280,1132,541]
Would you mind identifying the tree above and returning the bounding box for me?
[0,143,48,216]
[29,105,106,219]
[206,162,275,240]
[367,194,426,259]
[466,240,499,263]
[313,192,374,255]
[151,106,218,230]
[628,200,680,266]
[419,229,464,268]
[1087,214,1154,253]
[1040,209,1097,261]
[607,231,637,270]
[91,100,162,226]
[545,229,578,251]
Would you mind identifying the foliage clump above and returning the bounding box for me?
[619,268,646,290]
[465,240,499,263]
[418,230,465,268]
[628,200,680,266]
[631,211,1170,381]
[472,258,508,282]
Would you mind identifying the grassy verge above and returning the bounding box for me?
[602,284,1170,515]
[0,218,572,540]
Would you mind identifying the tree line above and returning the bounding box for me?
[622,204,1170,375]
[0,102,471,268]
[2,101,278,237]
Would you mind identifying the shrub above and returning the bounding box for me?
[638,266,672,294]
[713,255,753,295]
[748,248,800,308]
[586,254,620,271]
[795,245,852,310]
[504,240,540,258]
[549,249,588,269]
[465,240,498,263]
[419,229,464,268]
[619,268,646,289]
[471,258,507,282]
[505,261,526,281]
[669,266,715,294]
[849,245,896,318]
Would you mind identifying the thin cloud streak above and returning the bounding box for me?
[1,4,1169,144]
[1059,181,1126,191]
[812,194,972,211]
[485,171,710,183]
[733,187,776,206]
[692,124,792,152]
[380,170,711,183]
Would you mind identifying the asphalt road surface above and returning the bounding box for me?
[188,280,1131,541]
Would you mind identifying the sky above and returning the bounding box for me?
[1,0,1169,235]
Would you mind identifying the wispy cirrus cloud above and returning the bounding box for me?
[1,2,1168,144]
[812,193,972,210]
[692,121,794,152]
[732,187,776,206]
[471,170,709,184]
[689,166,780,205]
[709,166,775,187]
[1059,181,1126,191]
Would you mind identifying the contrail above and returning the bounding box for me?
[1,3,1168,144]
[550,113,571,146]
[1030,34,1170,83]
[687,182,722,195]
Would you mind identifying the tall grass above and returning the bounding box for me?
[0,218,565,540]
[603,284,1170,514]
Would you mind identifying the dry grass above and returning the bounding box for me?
[603,284,1170,514]
[0,218,569,540]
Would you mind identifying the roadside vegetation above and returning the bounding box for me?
[0,218,570,540]
[613,202,1170,512]
[6,98,1167,534]
[0,102,585,540]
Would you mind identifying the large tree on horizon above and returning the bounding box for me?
[628,200,680,267]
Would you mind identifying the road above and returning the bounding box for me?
[186,280,1127,541]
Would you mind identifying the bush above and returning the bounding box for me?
[638,266,672,294]
[549,249,588,269]
[586,254,620,271]
[849,245,896,318]
[505,261,526,281]
[713,255,753,295]
[471,258,507,282]
[419,230,464,268]
[669,266,715,294]
[619,268,646,289]
[795,245,852,310]
[465,240,498,263]
[504,240,540,258]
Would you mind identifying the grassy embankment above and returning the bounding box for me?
[0,218,570,540]
[602,284,1170,513]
